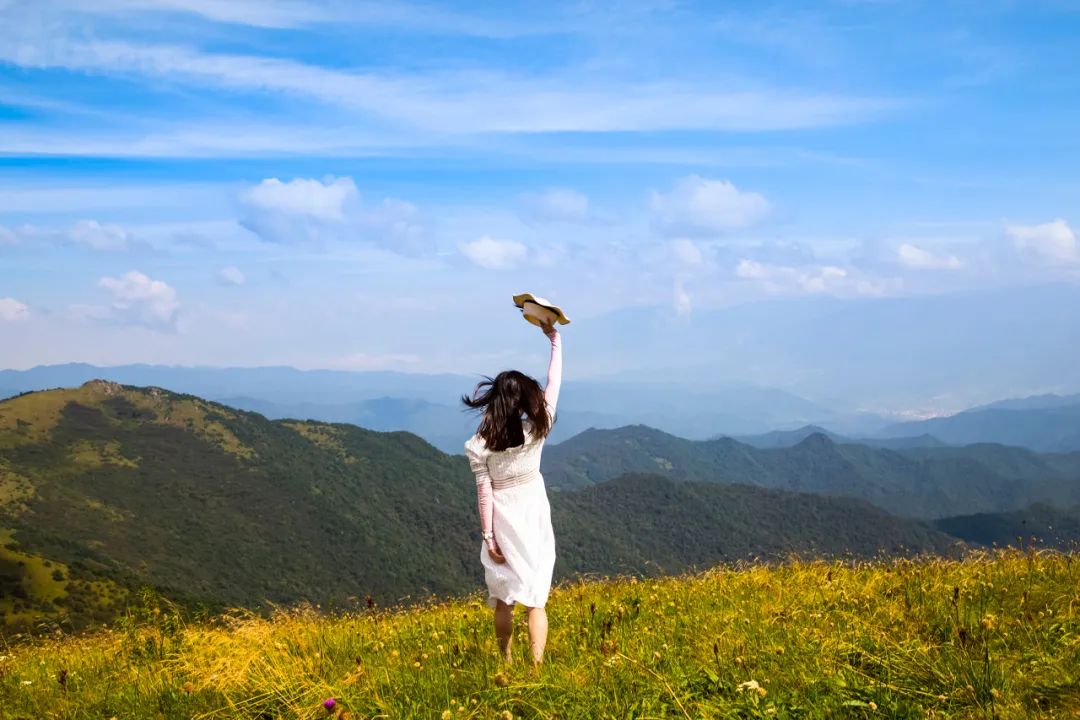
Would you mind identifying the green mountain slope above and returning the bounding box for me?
[0,381,481,630]
[552,473,957,576]
[0,383,959,632]
[543,426,1080,518]
[934,504,1080,549]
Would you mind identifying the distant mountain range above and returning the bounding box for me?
[0,382,961,631]
[880,402,1080,453]
[542,425,1080,519]
[729,424,947,450]
[0,363,893,450]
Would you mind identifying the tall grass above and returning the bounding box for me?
[2,550,1078,719]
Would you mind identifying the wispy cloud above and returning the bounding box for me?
[0,0,901,145]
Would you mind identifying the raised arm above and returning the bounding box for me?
[543,325,562,414]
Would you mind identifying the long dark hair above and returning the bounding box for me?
[462,370,552,451]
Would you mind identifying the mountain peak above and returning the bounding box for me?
[81,379,124,394]
[795,431,836,450]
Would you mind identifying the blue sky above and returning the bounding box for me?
[1,0,1078,399]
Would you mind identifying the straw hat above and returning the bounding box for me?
[512,292,571,327]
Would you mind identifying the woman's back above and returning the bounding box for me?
[465,414,550,489]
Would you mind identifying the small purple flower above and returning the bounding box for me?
[323,697,336,711]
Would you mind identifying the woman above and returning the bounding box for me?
[462,320,562,667]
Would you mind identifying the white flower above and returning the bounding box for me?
[737,679,761,692]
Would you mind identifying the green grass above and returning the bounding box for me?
[0,529,69,626]
[2,550,1078,719]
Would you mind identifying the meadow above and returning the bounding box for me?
[1,550,1078,719]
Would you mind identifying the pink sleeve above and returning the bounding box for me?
[465,440,495,545]
[544,331,562,415]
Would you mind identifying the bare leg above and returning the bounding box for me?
[494,600,514,662]
[525,606,548,666]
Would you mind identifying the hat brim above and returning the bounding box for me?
[512,292,571,325]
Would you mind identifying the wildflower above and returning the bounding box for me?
[981,614,997,631]
[737,680,761,692]
[494,671,510,687]
[21,680,32,686]
[323,697,336,711]
[182,681,195,693]
[500,712,514,720]
[391,650,399,658]
[442,711,453,720]
[653,651,662,661]
[413,661,422,669]
[758,687,768,698]
[869,702,877,711]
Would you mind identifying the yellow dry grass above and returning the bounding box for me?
[1,550,1078,719]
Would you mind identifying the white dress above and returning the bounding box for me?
[464,419,556,609]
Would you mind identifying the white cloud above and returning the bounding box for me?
[1007,219,1078,265]
[651,176,769,235]
[520,188,590,223]
[69,219,129,251]
[217,266,245,286]
[242,177,356,222]
[459,236,528,270]
[238,176,429,254]
[98,270,180,330]
[896,243,963,270]
[736,259,895,297]
[0,298,30,322]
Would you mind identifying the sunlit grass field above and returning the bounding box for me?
[2,550,1078,719]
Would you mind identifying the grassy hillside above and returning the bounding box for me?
[542,425,1080,518]
[0,383,958,633]
[1,551,1077,719]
